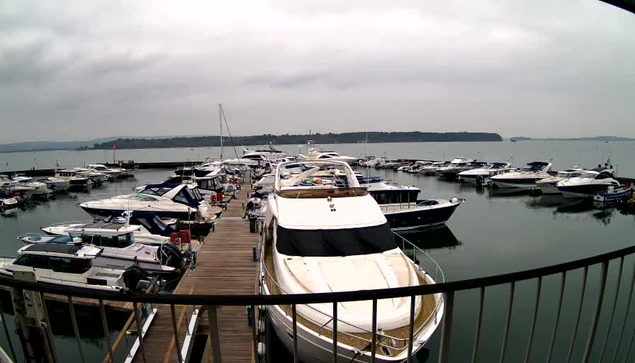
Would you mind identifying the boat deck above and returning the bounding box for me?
[130,183,259,363]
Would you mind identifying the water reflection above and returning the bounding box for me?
[487,187,533,198]
[524,195,620,225]
[397,225,461,250]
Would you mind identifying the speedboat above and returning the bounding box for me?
[359,177,463,231]
[11,176,54,199]
[419,161,448,176]
[0,192,19,210]
[593,184,634,203]
[55,169,93,190]
[435,158,480,180]
[536,167,584,195]
[20,225,185,275]
[0,244,153,291]
[88,164,126,179]
[458,162,513,184]
[260,160,444,362]
[489,161,552,189]
[298,150,358,165]
[73,167,109,186]
[41,213,175,245]
[0,175,35,199]
[557,169,620,199]
[79,183,215,221]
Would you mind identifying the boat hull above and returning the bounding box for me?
[80,206,192,221]
[536,183,560,195]
[557,185,612,199]
[382,200,461,231]
[491,179,540,189]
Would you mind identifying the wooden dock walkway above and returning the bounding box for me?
[131,184,259,363]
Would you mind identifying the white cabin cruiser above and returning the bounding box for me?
[261,160,444,362]
[20,225,184,275]
[41,213,174,245]
[11,176,54,199]
[435,158,481,180]
[44,177,71,193]
[0,244,152,291]
[458,162,513,184]
[419,161,448,176]
[536,167,584,195]
[0,192,19,210]
[556,169,620,199]
[88,164,126,179]
[79,183,214,221]
[359,177,463,231]
[55,169,93,190]
[490,161,553,189]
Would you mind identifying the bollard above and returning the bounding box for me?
[252,246,258,262]
[247,306,254,329]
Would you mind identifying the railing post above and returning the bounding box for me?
[582,261,609,363]
[371,298,378,363]
[600,257,624,361]
[407,294,416,363]
[170,304,183,363]
[438,291,455,363]
[292,304,298,363]
[207,305,222,363]
[67,296,86,363]
[524,276,542,363]
[332,302,338,363]
[566,266,589,363]
[471,287,485,363]
[547,272,567,363]
[614,259,635,361]
[37,292,57,363]
[499,282,515,363]
[132,301,147,363]
[0,294,18,362]
[99,300,114,363]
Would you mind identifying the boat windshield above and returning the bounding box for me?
[276,223,397,257]
[79,233,134,248]
[129,193,158,202]
[580,172,597,179]
[14,255,92,274]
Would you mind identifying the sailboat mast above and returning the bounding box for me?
[219,103,224,160]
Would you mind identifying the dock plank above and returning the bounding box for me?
[132,184,258,363]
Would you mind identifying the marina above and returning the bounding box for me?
[0,140,635,362]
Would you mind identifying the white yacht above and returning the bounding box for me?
[435,158,480,180]
[55,169,93,190]
[556,169,620,199]
[359,177,463,231]
[11,176,54,199]
[536,167,584,194]
[0,244,152,291]
[489,161,553,189]
[41,214,174,246]
[419,161,448,176]
[260,160,444,362]
[458,162,513,184]
[20,224,184,275]
[44,177,71,193]
[79,183,215,221]
[88,164,126,179]
[0,192,19,210]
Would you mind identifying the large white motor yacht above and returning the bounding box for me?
[458,162,513,184]
[0,244,151,291]
[536,167,584,194]
[489,161,553,189]
[556,169,620,199]
[260,160,444,362]
[79,183,214,221]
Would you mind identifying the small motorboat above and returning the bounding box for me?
[11,176,54,199]
[55,169,93,190]
[0,244,154,291]
[458,162,514,184]
[436,158,481,180]
[0,192,19,210]
[44,177,71,193]
[593,184,634,203]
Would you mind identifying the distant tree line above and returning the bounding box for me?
[92,131,502,150]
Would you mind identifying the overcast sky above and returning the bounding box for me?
[0,0,634,143]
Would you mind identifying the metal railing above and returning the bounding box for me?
[0,240,634,362]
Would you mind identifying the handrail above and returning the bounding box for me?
[0,242,634,306]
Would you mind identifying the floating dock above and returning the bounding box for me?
[129,182,258,363]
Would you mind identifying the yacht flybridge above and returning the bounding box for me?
[79,183,214,221]
[260,160,444,362]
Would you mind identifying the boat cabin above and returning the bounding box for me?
[139,184,204,206]
[12,244,101,274]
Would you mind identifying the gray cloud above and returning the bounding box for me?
[0,0,634,143]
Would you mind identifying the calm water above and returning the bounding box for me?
[1,140,634,176]
[0,142,634,362]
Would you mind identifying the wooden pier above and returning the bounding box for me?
[129,183,259,363]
